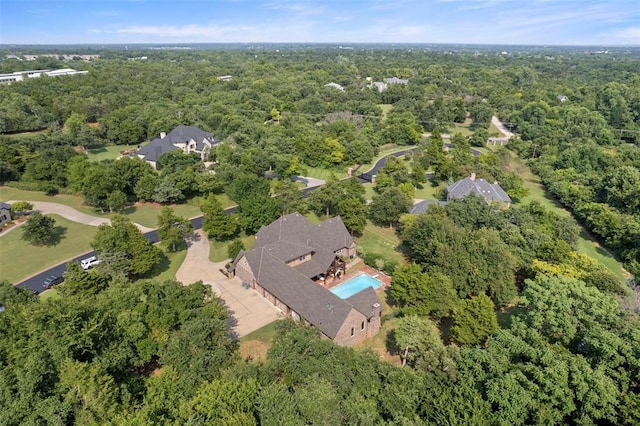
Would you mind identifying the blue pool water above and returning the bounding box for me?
[330,274,382,299]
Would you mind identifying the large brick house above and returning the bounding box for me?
[229,213,383,346]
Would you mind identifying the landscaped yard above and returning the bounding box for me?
[141,249,188,283]
[209,234,256,262]
[0,214,97,284]
[355,221,405,267]
[379,104,393,120]
[0,186,227,229]
[85,145,139,162]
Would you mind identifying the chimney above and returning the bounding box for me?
[470,173,476,181]
[160,132,166,139]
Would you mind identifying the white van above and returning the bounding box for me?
[81,256,101,270]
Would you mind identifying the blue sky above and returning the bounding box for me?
[1,0,639,45]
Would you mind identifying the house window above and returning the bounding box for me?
[350,327,354,336]
[361,321,365,330]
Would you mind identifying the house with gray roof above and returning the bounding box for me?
[385,77,409,85]
[447,173,511,207]
[410,199,447,215]
[136,125,219,168]
[230,212,382,346]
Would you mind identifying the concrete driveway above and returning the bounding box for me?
[7,201,153,233]
[175,230,281,338]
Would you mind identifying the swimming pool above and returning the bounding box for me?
[330,274,383,299]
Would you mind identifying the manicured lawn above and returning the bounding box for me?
[304,166,348,181]
[86,145,138,162]
[446,122,473,137]
[208,234,256,262]
[0,214,96,284]
[414,181,445,200]
[1,187,94,213]
[355,221,405,266]
[141,249,188,283]
[576,230,626,282]
[0,186,220,229]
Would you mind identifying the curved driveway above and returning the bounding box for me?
[7,200,154,233]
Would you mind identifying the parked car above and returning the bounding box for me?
[43,275,63,290]
[81,255,101,270]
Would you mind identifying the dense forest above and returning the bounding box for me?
[1,46,639,424]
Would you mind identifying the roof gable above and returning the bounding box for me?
[447,175,511,204]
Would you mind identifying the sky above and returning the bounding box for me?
[1,0,639,46]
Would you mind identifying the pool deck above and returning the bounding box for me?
[321,260,391,294]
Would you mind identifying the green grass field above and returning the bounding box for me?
[0,186,219,229]
[355,221,405,266]
[208,234,256,262]
[0,214,97,284]
[304,166,348,181]
[86,145,139,162]
[141,249,188,283]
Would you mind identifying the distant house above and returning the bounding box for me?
[136,125,219,168]
[385,77,409,85]
[557,95,569,102]
[229,212,383,346]
[0,202,12,227]
[370,81,388,92]
[325,82,345,91]
[217,75,233,81]
[447,173,511,207]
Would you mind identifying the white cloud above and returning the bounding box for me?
[612,26,640,43]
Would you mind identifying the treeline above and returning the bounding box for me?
[508,82,640,277]
[1,270,639,425]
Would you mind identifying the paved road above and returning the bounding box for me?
[15,215,198,294]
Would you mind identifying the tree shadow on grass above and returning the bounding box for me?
[143,251,170,278]
[121,205,137,215]
[49,226,67,246]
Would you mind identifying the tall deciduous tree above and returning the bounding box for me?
[21,211,56,246]
[389,263,458,318]
[369,187,411,227]
[451,294,498,345]
[157,207,193,252]
[201,194,237,241]
[91,215,161,277]
[336,197,367,236]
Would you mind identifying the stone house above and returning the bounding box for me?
[229,212,382,346]
[136,125,219,168]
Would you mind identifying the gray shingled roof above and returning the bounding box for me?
[410,199,447,215]
[136,125,218,162]
[245,247,353,339]
[0,202,11,210]
[255,212,353,253]
[447,175,511,204]
[345,286,381,319]
[238,212,379,339]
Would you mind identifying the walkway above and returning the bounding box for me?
[5,200,153,233]
[175,230,281,338]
